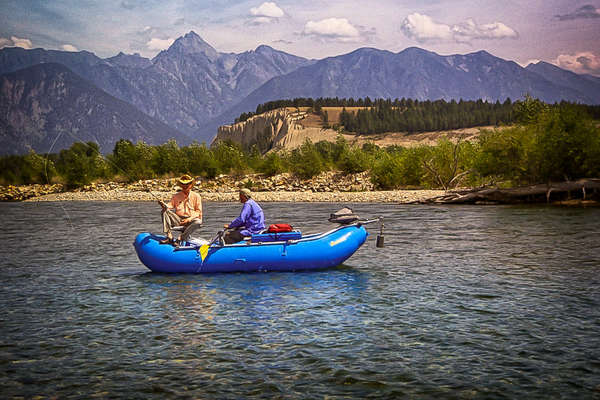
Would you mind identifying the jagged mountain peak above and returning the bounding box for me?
[105,51,151,68]
[166,31,219,60]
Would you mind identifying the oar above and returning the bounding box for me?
[199,230,224,261]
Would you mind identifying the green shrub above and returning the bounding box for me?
[182,142,218,178]
[370,151,404,189]
[56,142,106,188]
[151,139,186,176]
[397,147,428,187]
[260,151,287,176]
[534,105,600,182]
[474,105,600,184]
[290,139,325,179]
[0,151,56,185]
[338,146,371,174]
[211,140,246,176]
[108,139,155,181]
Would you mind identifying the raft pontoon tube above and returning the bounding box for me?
[133,222,371,273]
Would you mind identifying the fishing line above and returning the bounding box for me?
[41,130,166,232]
[43,130,75,230]
[55,130,165,201]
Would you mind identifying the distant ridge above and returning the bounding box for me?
[526,61,600,102]
[0,63,189,155]
[210,47,599,137]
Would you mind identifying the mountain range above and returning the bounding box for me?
[217,47,600,131]
[1,31,600,155]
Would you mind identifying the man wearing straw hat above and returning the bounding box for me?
[158,174,203,246]
[223,188,265,244]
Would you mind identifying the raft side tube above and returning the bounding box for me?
[133,223,368,273]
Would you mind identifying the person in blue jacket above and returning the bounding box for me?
[223,188,266,244]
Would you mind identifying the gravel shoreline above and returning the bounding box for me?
[24,189,446,203]
[4,171,445,203]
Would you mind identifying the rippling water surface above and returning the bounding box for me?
[1,201,599,399]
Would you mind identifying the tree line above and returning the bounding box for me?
[236,96,600,136]
[1,97,599,190]
[236,97,385,122]
[338,98,514,133]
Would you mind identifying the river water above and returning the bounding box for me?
[1,201,599,399]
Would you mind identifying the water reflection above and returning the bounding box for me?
[136,268,370,347]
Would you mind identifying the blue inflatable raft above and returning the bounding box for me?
[133,223,371,273]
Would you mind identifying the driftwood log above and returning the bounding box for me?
[419,178,600,205]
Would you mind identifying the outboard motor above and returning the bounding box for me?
[329,207,385,249]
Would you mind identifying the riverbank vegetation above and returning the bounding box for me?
[2,97,599,190]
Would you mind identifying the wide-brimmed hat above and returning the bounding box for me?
[177,174,195,186]
[239,188,252,198]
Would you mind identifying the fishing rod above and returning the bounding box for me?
[46,131,214,248]
[46,130,170,202]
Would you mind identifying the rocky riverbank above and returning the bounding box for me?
[1,171,445,203]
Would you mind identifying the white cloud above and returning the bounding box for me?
[11,36,33,49]
[251,16,273,25]
[302,18,361,42]
[249,2,284,24]
[554,52,600,75]
[146,37,175,51]
[519,58,541,67]
[401,13,517,44]
[453,19,518,42]
[251,2,284,18]
[61,44,78,52]
[0,36,34,49]
[400,13,452,42]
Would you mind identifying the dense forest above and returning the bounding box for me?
[338,98,514,133]
[2,97,599,190]
[236,96,600,135]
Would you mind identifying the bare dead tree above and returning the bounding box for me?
[422,139,469,190]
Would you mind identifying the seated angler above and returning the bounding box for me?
[158,174,203,246]
[223,188,265,244]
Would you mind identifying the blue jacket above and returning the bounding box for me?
[228,198,265,236]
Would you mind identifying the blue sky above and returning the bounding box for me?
[1,0,599,75]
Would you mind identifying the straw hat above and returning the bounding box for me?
[177,174,195,186]
[239,188,252,198]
